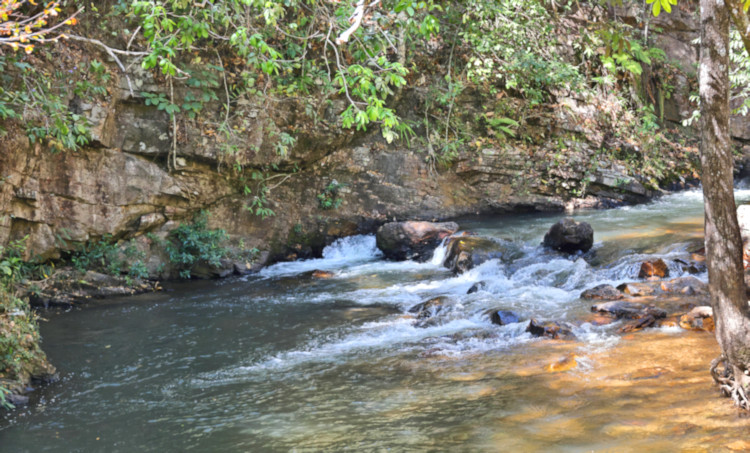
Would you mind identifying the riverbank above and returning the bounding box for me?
[0,287,55,409]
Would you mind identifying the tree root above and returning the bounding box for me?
[711,355,750,411]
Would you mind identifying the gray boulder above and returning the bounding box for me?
[543,218,594,253]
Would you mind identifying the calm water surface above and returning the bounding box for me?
[3,189,750,452]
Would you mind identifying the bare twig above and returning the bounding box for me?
[335,0,382,45]
[169,77,178,171]
[325,30,363,110]
[126,25,142,51]
[67,35,148,97]
[215,50,232,126]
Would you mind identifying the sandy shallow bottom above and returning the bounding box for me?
[472,330,750,452]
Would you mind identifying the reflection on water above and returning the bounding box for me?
[2,189,750,452]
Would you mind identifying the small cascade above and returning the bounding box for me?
[429,236,451,267]
[259,235,383,278]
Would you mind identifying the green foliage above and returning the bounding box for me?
[598,30,666,77]
[0,239,26,283]
[142,91,179,115]
[684,29,750,126]
[730,29,750,116]
[165,211,228,279]
[0,286,47,407]
[317,180,346,210]
[0,385,11,410]
[0,237,48,283]
[74,60,111,99]
[454,0,582,105]
[127,0,441,141]
[70,236,148,282]
[483,115,519,138]
[647,0,678,16]
[241,170,276,220]
[274,132,296,158]
[0,242,49,409]
[0,53,95,151]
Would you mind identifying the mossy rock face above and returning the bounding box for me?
[443,236,520,274]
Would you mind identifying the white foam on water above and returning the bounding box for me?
[259,235,382,278]
[223,187,750,387]
[189,315,517,385]
[430,237,450,266]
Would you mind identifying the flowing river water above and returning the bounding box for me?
[3,189,750,451]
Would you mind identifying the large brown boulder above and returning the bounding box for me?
[542,218,594,253]
[376,221,459,262]
[679,306,715,332]
[443,235,519,274]
[638,259,669,278]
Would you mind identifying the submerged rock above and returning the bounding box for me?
[660,276,707,295]
[674,258,706,275]
[485,309,521,326]
[542,218,594,253]
[591,300,667,320]
[6,393,30,407]
[526,318,576,340]
[618,315,658,333]
[616,282,656,297]
[443,236,518,274]
[376,221,459,262]
[191,258,235,279]
[312,270,335,278]
[584,313,617,326]
[679,306,715,332]
[657,315,682,328]
[25,269,159,307]
[409,296,454,327]
[545,354,579,372]
[467,282,486,294]
[580,284,624,300]
[638,259,669,278]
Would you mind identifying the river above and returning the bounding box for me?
[3,189,750,451]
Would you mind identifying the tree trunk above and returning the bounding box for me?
[701,0,750,408]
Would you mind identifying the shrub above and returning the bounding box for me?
[165,211,228,279]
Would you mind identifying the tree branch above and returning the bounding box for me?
[726,0,750,57]
[66,35,148,97]
[335,0,382,45]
